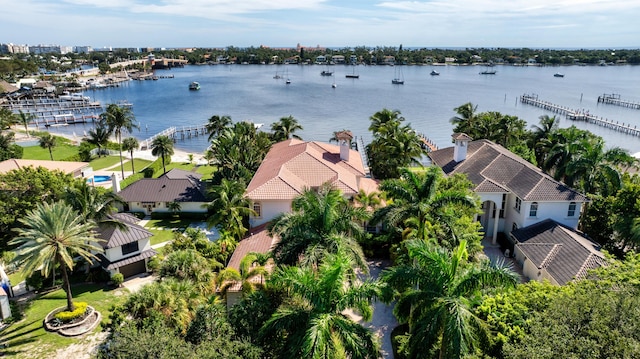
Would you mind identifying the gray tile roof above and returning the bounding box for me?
[429,139,587,202]
[512,219,607,285]
[117,176,207,203]
[97,249,157,270]
[97,216,153,249]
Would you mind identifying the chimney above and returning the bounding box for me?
[452,133,472,162]
[112,172,121,193]
[335,130,354,161]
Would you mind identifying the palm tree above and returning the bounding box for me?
[205,114,232,141]
[121,137,139,173]
[371,167,478,244]
[86,124,111,158]
[543,127,599,185]
[270,115,303,142]
[382,239,519,359]
[449,102,478,135]
[269,184,369,272]
[17,111,35,138]
[38,133,57,160]
[65,181,125,228]
[167,201,182,216]
[0,107,16,131]
[217,253,269,297]
[530,115,560,166]
[9,201,104,312]
[150,135,174,175]
[205,179,255,240]
[100,103,138,178]
[260,252,381,359]
[368,108,404,133]
[160,249,217,294]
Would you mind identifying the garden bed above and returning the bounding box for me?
[43,305,101,337]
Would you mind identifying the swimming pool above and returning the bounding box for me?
[87,175,111,183]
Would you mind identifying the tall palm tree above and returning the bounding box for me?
[150,135,174,175]
[269,184,369,271]
[205,179,255,240]
[543,127,599,185]
[206,114,232,141]
[530,114,560,166]
[371,167,478,244]
[260,252,381,359]
[368,108,404,133]
[121,137,139,173]
[382,239,519,359]
[86,124,111,158]
[9,201,104,312]
[100,103,138,178]
[17,111,35,138]
[449,102,478,135]
[65,181,125,229]
[38,133,57,161]
[270,115,303,142]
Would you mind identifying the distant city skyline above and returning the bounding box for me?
[1,0,639,49]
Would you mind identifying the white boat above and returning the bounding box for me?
[59,92,89,101]
[189,82,201,90]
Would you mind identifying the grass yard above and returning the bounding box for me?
[0,283,125,358]
[21,144,79,161]
[89,155,121,170]
[144,218,191,246]
[194,165,217,180]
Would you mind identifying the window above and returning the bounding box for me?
[512,222,518,232]
[568,202,577,217]
[253,202,262,218]
[515,197,522,213]
[529,202,538,217]
[122,241,139,256]
[499,194,506,218]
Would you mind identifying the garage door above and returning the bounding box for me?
[119,260,147,278]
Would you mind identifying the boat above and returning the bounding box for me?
[392,66,404,84]
[479,70,497,75]
[285,79,291,85]
[345,66,359,79]
[321,70,333,76]
[59,92,90,101]
[189,82,200,90]
[430,70,440,76]
[554,73,565,78]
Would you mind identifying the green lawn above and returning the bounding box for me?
[8,270,26,287]
[21,144,79,161]
[89,156,121,170]
[144,218,191,245]
[195,165,217,180]
[91,157,153,172]
[0,283,126,358]
[154,163,196,176]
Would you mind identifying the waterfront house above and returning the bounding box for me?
[116,168,207,215]
[428,134,588,246]
[95,213,156,278]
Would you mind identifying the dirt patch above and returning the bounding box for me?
[52,331,108,359]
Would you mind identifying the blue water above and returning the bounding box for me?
[49,64,640,154]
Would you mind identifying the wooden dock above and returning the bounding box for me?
[597,94,640,109]
[520,94,640,137]
[417,133,439,152]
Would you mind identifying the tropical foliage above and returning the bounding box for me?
[38,133,57,161]
[86,124,111,158]
[100,103,138,178]
[270,115,303,142]
[205,114,232,141]
[122,136,140,173]
[205,179,254,241]
[150,135,174,175]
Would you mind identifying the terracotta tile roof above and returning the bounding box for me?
[246,139,372,200]
[118,176,206,203]
[512,219,607,285]
[97,215,153,249]
[429,139,587,202]
[227,223,278,270]
[0,159,88,175]
[97,249,157,270]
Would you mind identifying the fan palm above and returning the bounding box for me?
[205,179,255,240]
[9,201,104,312]
[260,252,381,359]
[150,135,174,175]
[38,133,57,160]
[121,137,139,173]
[269,184,369,272]
[270,115,303,142]
[86,124,111,158]
[382,239,519,359]
[100,103,138,178]
[206,114,232,141]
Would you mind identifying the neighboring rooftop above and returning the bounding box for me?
[429,138,588,202]
[227,223,277,270]
[0,159,89,176]
[246,139,377,200]
[512,219,607,285]
[96,213,153,249]
[117,168,206,203]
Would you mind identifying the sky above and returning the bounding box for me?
[1,0,639,49]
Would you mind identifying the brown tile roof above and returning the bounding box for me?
[246,139,372,200]
[0,159,88,175]
[428,139,587,202]
[512,219,607,285]
[97,215,153,249]
[227,223,278,270]
[97,249,157,270]
[117,176,206,203]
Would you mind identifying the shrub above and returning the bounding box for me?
[111,273,124,287]
[54,302,88,322]
[147,256,162,273]
[120,173,144,188]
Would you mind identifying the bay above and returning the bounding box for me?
[50,64,640,155]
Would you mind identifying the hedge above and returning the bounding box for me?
[53,301,88,322]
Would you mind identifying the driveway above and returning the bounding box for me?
[361,260,398,359]
[121,273,157,293]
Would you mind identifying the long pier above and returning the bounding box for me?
[417,133,439,152]
[520,94,640,137]
[597,94,640,109]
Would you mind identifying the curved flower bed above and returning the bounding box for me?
[44,305,101,337]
